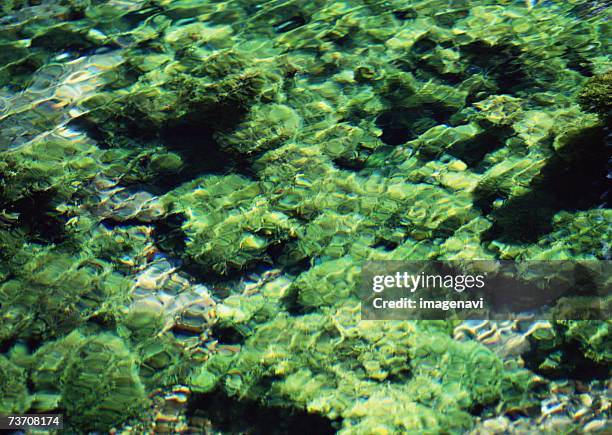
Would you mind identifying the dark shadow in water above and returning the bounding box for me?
[445,126,513,169]
[188,390,337,435]
[30,28,97,53]
[0,190,66,245]
[151,212,188,256]
[274,15,308,34]
[477,125,610,243]
[1,57,45,91]
[376,103,456,146]
[523,339,611,381]
[332,155,367,172]
[72,101,256,194]
[211,323,247,345]
[150,94,258,187]
[155,121,256,192]
[460,41,528,94]
[393,8,418,20]
[282,286,313,316]
[565,47,594,77]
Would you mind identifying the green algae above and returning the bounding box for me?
[209,303,511,433]
[578,70,612,117]
[0,353,30,415]
[0,0,610,432]
[161,173,299,273]
[32,330,148,429]
[0,238,132,343]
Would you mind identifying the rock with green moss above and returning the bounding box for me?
[83,47,283,143]
[0,353,30,415]
[290,256,361,308]
[559,320,611,365]
[161,174,299,273]
[209,300,533,433]
[0,241,132,342]
[216,103,301,156]
[32,330,148,431]
[490,209,611,260]
[577,71,611,116]
[525,319,611,378]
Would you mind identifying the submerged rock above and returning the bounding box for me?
[578,70,612,117]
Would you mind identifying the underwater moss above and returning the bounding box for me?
[525,318,611,378]
[577,70,611,116]
[206,299,536,433]
[0,240,132,342]
[0,353,30,415]
[161,174,299,273]
[31,330,148,431]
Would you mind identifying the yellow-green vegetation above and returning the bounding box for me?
[31,331,148,429]
[195,299,541,433]
[578,70,612,116]
[0,0,609,432]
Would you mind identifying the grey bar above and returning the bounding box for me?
[0,414,64,430]
[359,260,611,320]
